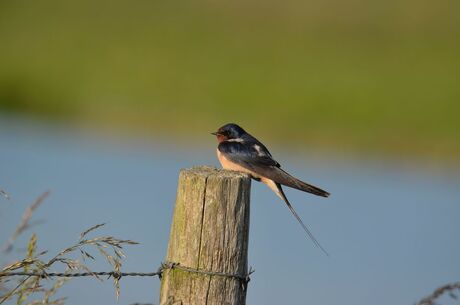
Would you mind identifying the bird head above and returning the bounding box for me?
[211,123,246,142]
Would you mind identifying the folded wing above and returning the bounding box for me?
[218,141,330,197]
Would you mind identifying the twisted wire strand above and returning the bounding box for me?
[162,262,254,284]
[0,271,160,278]
[414,282,460,305]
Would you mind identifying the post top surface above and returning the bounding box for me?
[181,166,251,180]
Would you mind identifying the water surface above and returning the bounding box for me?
[1,117,459,305]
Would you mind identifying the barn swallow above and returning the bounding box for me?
[212,123,330,255]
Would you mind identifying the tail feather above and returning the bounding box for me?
[275,168,330,197]
[262,178,329,256]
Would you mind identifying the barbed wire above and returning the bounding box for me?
[2,262,459,305]
[0,261,254,284]
[0,262,254,304]
[0,271,160,279]
[414,282,460,305]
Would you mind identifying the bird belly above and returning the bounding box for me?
[216,149,261,178]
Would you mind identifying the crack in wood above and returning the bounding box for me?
[197,176,208,269]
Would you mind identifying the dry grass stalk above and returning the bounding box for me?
[2,191,50,253]
[0,189,49,301]
[0,223,138,304]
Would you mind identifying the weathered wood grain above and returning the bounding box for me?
[159,166,251,305]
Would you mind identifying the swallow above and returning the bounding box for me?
[212,123,330,255]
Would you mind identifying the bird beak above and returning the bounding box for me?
[211,132,218,136]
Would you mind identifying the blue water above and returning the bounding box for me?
[1,116,459,305]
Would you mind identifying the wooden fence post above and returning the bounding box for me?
[159,166,252,305]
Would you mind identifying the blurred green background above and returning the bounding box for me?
[1,0,459,163]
